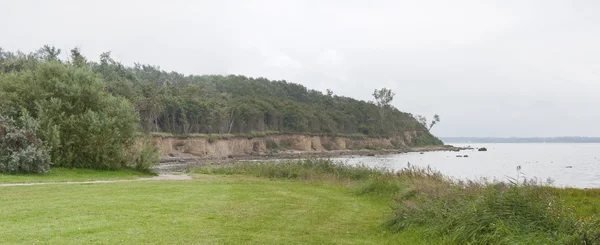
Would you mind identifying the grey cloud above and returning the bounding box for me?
[2,0,599,137]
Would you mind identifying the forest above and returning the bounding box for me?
[0,46,441,173]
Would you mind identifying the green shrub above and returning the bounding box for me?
[207,134,217,143]
[413,133,443,146]
[0,62,138,170]
[0,115,50,174]
[266,140,279,150]
[130,136,159,173]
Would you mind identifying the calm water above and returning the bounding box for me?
[337,143,600,188]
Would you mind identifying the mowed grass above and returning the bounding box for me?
[0,175,432,245]
[0,168,153,184]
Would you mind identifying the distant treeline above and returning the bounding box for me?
[441,137,600,143]
[0,46,442,173]
[0,46,441,145]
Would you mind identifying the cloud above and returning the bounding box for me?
[2,0,600,137]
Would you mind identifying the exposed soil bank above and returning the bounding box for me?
[153,133,460,159]
[151,134,468,173]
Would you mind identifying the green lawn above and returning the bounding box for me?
[0,174,432,244]
[0,168,153,184]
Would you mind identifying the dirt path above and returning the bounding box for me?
[0,174,192,187]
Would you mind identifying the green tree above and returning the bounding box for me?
[372,88,395,131]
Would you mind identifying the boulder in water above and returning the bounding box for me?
[456,155,463,157]
[478,147,488,152]
[463,155,469,157]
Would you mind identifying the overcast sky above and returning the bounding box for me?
[2,0,599,137]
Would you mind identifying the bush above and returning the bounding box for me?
[0,62,139,169]
[207,134,217,143]
[266,140,279,150]
[130,136,159,173]
[0,116,50,174]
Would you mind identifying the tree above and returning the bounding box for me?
[372,88,395,130]
[36,45,61,61]
[429,114,440,131]
[326,89,334,97]
[70,47,87,68]
[415,114,441,131]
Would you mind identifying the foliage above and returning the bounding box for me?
[266,139,279,150]
[372,88,395,131]
[0,47,443,146]
[130,136,160,173]
[413,133,443,146]
[415,114,441,132]
[0,50,143,170]
[0,115,50,174]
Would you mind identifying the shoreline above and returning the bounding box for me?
[156,145,470,173]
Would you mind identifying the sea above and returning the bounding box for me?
[336,143,600,189]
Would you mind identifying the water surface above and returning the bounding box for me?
[337,143,600,188]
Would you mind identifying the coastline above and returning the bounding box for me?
[156,145,469,173]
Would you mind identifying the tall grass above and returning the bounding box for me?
[196,159,382,182]
[194,159,600,244]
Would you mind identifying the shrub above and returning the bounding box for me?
[266,139,279,150]
[0,115,50,174]
[0,62,139,170]
[130,136,159,173]
[207,134,217,143]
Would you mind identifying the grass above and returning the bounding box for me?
[0,168,153,184]
[0,175,433,244]
[194,160,600,244]
[3,160,600,244]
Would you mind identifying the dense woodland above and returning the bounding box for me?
[0,46,441,173]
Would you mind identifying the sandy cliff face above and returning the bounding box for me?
[153,134,415,159]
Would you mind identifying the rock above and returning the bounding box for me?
[168,153,175,157]
[456,155,463,157]
[420,152,424,154]
[478,147,488,151]
[566,166,573,168]
[463,155,469,157]
[367,153,375,156]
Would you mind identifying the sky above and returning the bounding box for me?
[2,0,599,137]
